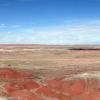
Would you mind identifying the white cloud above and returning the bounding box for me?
[11,25,21,28]
[0,24,22,29]
[0,24,7,28]
[0,20,100,44]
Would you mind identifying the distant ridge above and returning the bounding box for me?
[0,44,100,50]
[0,44,42,46]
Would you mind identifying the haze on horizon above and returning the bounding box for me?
[0,0,100,44]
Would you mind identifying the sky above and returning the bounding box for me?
[0,0,100,44]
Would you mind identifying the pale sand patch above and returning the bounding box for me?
[0,97,8,100]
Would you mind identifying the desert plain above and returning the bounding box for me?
[0,44,100,76]
[0,44,100,100]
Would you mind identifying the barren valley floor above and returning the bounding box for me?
[0,45,100,100]
[0,45,100,77]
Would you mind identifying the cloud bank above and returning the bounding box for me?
[0,20,100,44]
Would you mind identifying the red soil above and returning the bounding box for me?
[0,68,33,80]
[0,68,100,100]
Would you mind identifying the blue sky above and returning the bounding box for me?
[0,0,100,44]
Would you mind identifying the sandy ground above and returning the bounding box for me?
[0,45,100,100]
[0,45,100,79]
